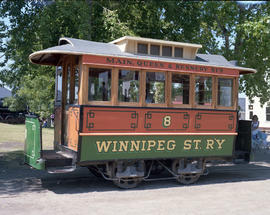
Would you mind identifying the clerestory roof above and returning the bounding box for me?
[29,37,256,74]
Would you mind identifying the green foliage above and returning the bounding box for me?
[0,0,270,111]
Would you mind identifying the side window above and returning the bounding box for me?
[146,72,165,104]
[137,43,148,54]
[88,68,111,101]
[218,78,233,107]
[118,70,140,102]
[171,74,190,105]
[56,66,62,103]
[195,76,212,106]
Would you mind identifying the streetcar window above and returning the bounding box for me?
[150,44,160,56]
[56,66,62,103]
[171,74,190,105]
[146,72,165,104]
[195,76,212,106]
[137,43,148,54]
[162,46,172,57]
[218,78,233,107]
[88,68,111,101]
[118,70,140,103]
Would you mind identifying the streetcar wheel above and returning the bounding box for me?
[172,159,202,185]
[176,173,201,185]
[109,161,144,189]
[113,177,141,189]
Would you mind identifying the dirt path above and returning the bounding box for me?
[1,146,270,215]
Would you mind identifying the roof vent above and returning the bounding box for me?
[58,38,73,46]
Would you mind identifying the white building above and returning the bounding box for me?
[239,94,270,130]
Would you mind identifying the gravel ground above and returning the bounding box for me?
[1,144,270,215]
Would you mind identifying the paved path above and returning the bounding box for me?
[1,150,270,215]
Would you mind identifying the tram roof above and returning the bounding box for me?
[29,37,256,74]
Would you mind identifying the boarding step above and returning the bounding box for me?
[42,150,73,168]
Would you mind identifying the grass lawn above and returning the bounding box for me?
[0,122,54,152]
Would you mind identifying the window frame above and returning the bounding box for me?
[193,74,215,109]
[137,43,148,55]
[215,76,237,110]
[144,70,167,107]
[118,69,141,107]
[216,77,235,109]
[85,65,115,106]
[170,72,191,108]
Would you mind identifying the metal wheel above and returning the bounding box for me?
[172,159,203,185]
[109,161,144,189]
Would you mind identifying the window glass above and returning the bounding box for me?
[175,47,183,58]
[74,67,79,103]
[195,76,212,106]
[56,66,62,103]
[171,74,190,105]
[118,70,139,102]
[162,46,172,57]
[146,72,165,104]
[150,44,160,56]
[218,78,233,107]
[88,68,111,101]
[137,43,148,54]
[67,66,70,104]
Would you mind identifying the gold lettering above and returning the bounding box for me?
[130,140,140,152]
[112,140,117,152]
[96,141,112,153]
[157,140,165,151]
[119,141,129,152]
[167,140,176,151]
[184,140,192,150]
[141,140,146,151]
[193,139,201,150]
[216,139,225,149]
[206,139,214,149]
[147,140,156,151]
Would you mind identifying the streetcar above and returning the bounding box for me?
[24,36,255,188]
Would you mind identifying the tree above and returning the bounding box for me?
[0,0,270,114]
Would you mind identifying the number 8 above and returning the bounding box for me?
[163,115,171,127]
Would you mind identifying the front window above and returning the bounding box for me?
[146,72,165,104]
[88,68,111,101]
[118,70,139,102]
[195,76,212,106]
[171,74,190,105]
[218,78,233,107]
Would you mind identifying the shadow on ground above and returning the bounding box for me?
[1,150,270,196]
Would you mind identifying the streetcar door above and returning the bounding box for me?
[54,66,63,147]
[54,58,79,148]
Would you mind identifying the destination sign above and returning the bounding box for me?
[82,55,239,76]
